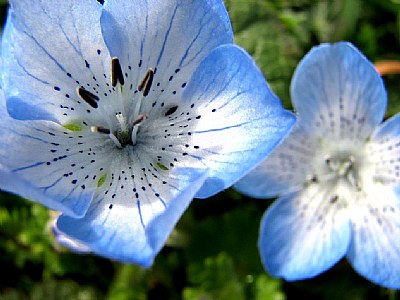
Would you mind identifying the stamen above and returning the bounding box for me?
[109,134,123,149]
[323,154,362,191]
[138,68,154,97]
[91,126,111,134]
[132,113,147,126]
[77,87,99,108]
[325,156,339,171]
[329,195,339,204]
[338,160,352,176]
[347,171,362,191]
[325,156,332,167]
[111,57,125,87]
[310,175,319,183]
[131,113,148,145]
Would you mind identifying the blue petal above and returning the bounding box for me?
[368,113,400,186]
[259,187,351,280]
[372,113,400,139]
[100,0,233,110]
[291,42,386,140]
[146,169,209,253]
[51,215,92,254]
[0,93,102,217]
[6,95,57,122]
[235,123,315,198]
[0,163,91,217]
[3,0,111,122]
[57,167,208,266]
[101,0,232,70]
[347,187,400,289]
[180,45,295,198]
[0,123,96,217]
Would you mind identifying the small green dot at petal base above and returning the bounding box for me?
[63,123,82,132]
[97,174,107,187]
[157,162,169,171]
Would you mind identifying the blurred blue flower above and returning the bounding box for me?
[0,0,295,266]
[236,42,400,289]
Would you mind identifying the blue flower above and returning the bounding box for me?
[0,0,295,266]
[236,42,400,289]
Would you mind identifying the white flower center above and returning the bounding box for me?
[80,58,153,149]
[309,139,374,205]
[92,112,147,149]
[324,153,361,190]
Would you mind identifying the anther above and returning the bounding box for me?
[325,156,331,166]
[130,113,148,145]
[138,68,154,97]
[132,113,147,126]
[111,57,125,87]
[91,126,111,134]
[77,87,99,108]
[347,171,362,191]
[329,195,339,204]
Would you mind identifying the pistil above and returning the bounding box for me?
[78,57,151,149]
[324,154,362,191]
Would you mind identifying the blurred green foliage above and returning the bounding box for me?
[1,0,400,299]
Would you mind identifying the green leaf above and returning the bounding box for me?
[183,252,245,300]
[254,274,286,300]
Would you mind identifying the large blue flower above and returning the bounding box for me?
[0,0,295,266]
[236,42,400,289]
